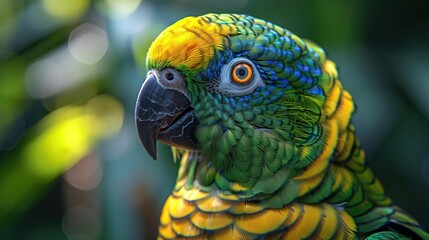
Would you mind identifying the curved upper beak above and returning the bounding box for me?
[135,73,197,160]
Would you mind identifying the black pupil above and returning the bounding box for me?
[237,67,247,78]
[165,72,174,81]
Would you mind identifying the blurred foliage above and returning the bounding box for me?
[0,0,428,239]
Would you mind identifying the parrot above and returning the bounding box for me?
[134,13,429,239]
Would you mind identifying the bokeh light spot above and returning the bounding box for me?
[42,0,90,22]
[69,24,109,65]
[104,0,142,17]
[23,95,124,180]
[62,206,100,240]
[26,59,68,99]
[84,94,125,138]
[23,109,93,180]
[65,154,103,191]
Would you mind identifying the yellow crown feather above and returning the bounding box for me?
[147,14,239,71]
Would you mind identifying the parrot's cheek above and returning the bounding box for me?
[135,73,198,160]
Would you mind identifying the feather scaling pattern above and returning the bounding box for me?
[136,13,429,239]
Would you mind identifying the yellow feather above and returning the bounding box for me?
[339,211,357,240]
[335,129,355,162]
[172,186,186,197]
[168,196,195,219]
[295,205,322,238]
[297,171,325,196]
[294,118,338,181]
[236,209,288,234]
[283,205,301,227]
[294,119,338,198]
[333,90,354,131]
[214,227,250,240]
[182,188,209,201]
[174,179,186,191]
[158,224,176,239]
[334,228,346,240]
[147,15,238,71]
[196,196,232,212]
[229,202,264,214]
[324,79,342,117]
[190,211,233,230]
[160,196,172,225]
[318,204,339,240]
[282,227,302,239]
[171,219,202,237]
[217,191,240,201]
[331,165,354,196]
[230,182,250,192]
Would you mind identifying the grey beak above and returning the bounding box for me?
[135,73,197,160]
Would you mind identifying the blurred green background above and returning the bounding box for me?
[0,0,428,239]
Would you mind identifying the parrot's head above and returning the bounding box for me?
[136,14,344,187]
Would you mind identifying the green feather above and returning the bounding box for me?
[365,231,409,240]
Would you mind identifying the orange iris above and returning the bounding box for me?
[232,63,253,84]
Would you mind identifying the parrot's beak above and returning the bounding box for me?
[135,72,198,160]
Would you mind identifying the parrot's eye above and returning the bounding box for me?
[232,63,253,84]
[212,57,263,97]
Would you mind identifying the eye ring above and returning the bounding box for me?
[232,63,253,84]
[215,57,263,96]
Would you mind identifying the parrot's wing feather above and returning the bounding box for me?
[387,206,429,239]
[365,231,409,240]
